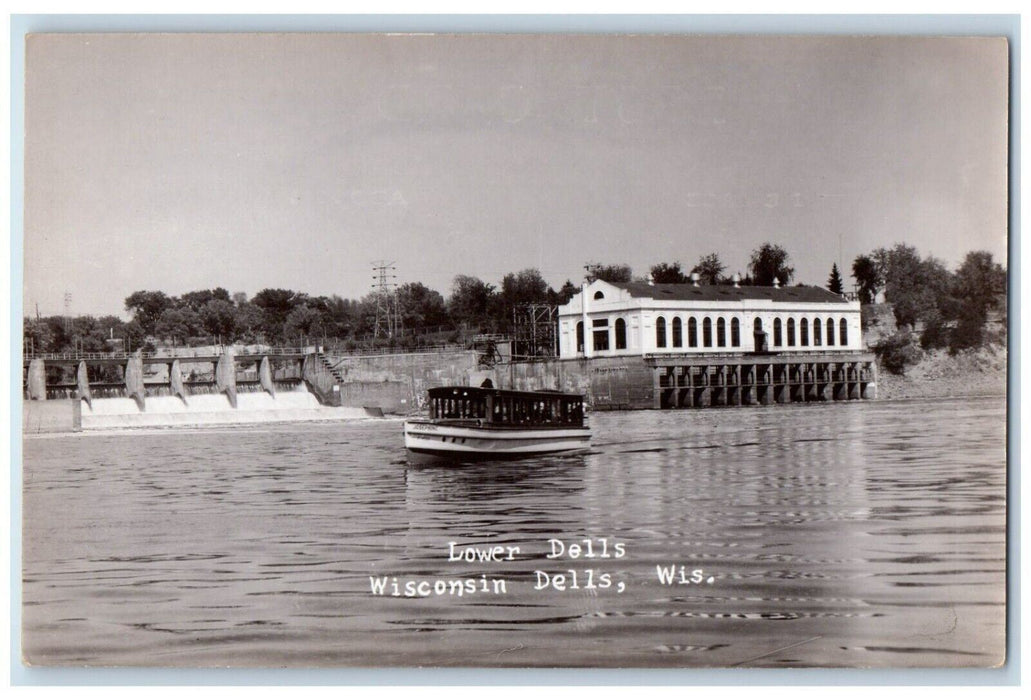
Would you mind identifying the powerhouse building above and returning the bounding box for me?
[557,278,863,359]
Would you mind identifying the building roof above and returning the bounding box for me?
[610,281,847,304]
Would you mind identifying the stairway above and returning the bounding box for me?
[315,353,346,383]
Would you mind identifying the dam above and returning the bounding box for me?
[23,343,877,434]
[22,346,369,433]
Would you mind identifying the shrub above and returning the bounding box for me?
[920,314,951,350]
[875,332,922,375]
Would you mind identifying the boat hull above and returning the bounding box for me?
[403,419,591,463]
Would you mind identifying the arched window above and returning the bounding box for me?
[840,318,849,347]
[656,317,667,348]
[773,318,783,346]
[672,317,683,347]
[688,317,698,348]
[826,318,835,346]
[716,318,726,347]
[615,318,627,350]
[787,318,796,346]
[800,318,809,346]
[593,318,610,351]
[593,291,605,300]
[731,318,740,347]
[703,317,713,347]
[754,317,763,334]
[576,321,584,353]
[813,317,822,346]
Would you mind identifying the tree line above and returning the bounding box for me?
[850,245,1006,370]
[22,241,1004,360]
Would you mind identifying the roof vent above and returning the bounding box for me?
[690,272,700,287]
[732,273,741,288]
[772,277,780,289]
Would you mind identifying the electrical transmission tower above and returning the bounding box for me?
[371,260,400,339]
[63,291,72,334]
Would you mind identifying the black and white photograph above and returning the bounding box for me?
[16,25,1011,671]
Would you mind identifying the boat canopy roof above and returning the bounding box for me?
[427,386,582,401]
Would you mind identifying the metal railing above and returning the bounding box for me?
[23,345,323,362]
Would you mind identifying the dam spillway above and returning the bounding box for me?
[22,347,368,433]
[78,389,367,429]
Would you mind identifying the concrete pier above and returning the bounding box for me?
[170,359,187,404]
[652,353,876,409]
[215,349,238,408]
[125,351,145,411]
[76,361,92,409]
[259,356,275,397]
[27,359,46,400]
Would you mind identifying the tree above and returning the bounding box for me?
[952,251,1006,318]
[827,263,844,295]
[233,302,266,342]
[283,304,326,341]
[122,320,148,351]
[947,251,1007,352]
[553,280,579,305]
[23,318,54,354]
[396,282,449,331]
[252,288,302,340]
[447,275,496,329]
[650,261,689,284]
[124,290,174,335]
[872,244,952,329]
[748,243,794,286]
[180,287,231,311]
[154,307,201,346]
[200,299,237,339]
[497,269,554,331]
[584,262,633,284]
[851,254,881,305]
[322,294,356,338]
[691,253,726,285]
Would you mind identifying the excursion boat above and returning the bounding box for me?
[403,386,591,462]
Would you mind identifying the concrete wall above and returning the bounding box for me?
[23,400,81,434]
[325,350,480,413]
[494,356,655,410]
[324,350,656,413]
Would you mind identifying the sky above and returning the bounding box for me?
[23,33,1009,319]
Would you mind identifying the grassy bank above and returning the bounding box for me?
[875,342,1007,401]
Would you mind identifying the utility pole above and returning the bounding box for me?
[371,261,399,339]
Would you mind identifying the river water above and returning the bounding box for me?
[21,396,1006,668]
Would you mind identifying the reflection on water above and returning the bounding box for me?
[22,397,1006,667]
